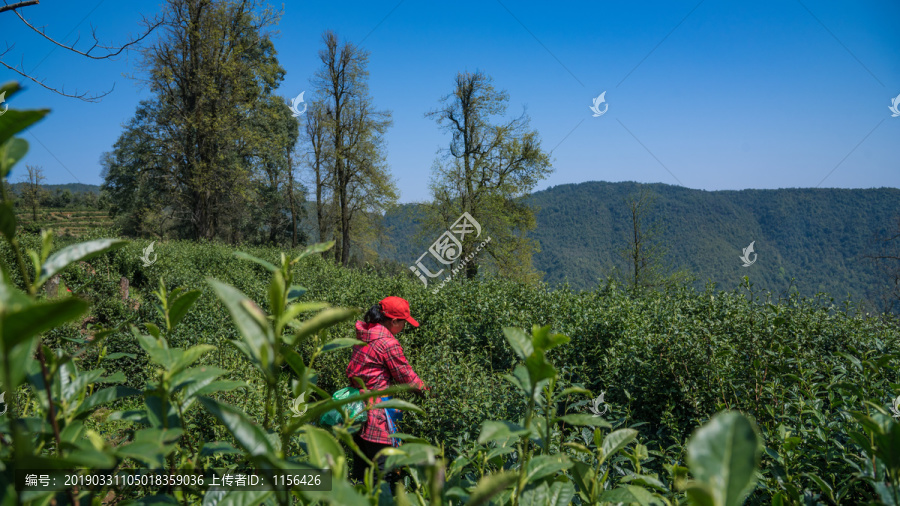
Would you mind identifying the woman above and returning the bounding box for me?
[346,296,429,483]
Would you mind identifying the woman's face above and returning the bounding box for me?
[385,319,406,336]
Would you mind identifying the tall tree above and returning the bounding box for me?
[311,31,395,266]
[425,70,552,281]
[301,99,334,250]
[286,149,301,248]
[102,0,297,243]
[17,164,45,221]
[139,0,285,241]
[618,185,688,292]
[621,186,664,291]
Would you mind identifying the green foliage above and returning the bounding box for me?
[101,0,302,244]
[423,70,553,283]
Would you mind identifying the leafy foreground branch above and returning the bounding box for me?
[1,80,899,505]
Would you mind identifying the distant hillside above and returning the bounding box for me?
[9,182,101,195]
[380,182,900,306]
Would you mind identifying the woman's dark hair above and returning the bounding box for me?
[364,303,391,324]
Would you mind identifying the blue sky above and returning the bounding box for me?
[2,0,898,203]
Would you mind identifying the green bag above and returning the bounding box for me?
[319,387,368,426]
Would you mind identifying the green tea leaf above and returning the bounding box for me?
[2,297,88,352]
[570,460,594,500]
[276,302,329,332]
[301,425,345,469]
[525,454,572,483]
[292,241,335,262]
[477,420,528,445]
[116,428,183,468]
[38,239,127,287]
[467,471,519,506]
[286,307,358,346]
[208,278,274,372]
[684,485,716,506]
[0,137,28,179]
[286,285,307,302]
[503,364,532,397]
[531,324,570,352]
[601,429,638,464]
[303,478,368,506]
[281,347,307,379]
[0,108,50,150]
[234,251,278,272]
[321,337,365,353]
[0,201,16,241]
[369,398,424,414]
[198,396,274,458]
[600,485,665,505]
[525,350,557,385]
[557,413,612,428]
[168,344,216,378]
[686,411,761,506]
[503,327,534,360]
[559,386,592,397]
[169,366,228,395]
[268,270,286,319]
[546,481,576,506]
[168,289,202,331]
[74,386,141,419]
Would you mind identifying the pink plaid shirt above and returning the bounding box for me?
[346,321,425,444]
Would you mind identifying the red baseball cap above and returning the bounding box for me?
[380,296,419,327]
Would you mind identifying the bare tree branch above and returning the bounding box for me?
[0,0,38,15]
[11,7,163,59]
[0,1,163,101]
[0,49,113,101]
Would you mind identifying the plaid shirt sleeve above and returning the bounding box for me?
[382,339,425,390]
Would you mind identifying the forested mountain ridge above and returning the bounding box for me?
[17,180,899,307]
[381,181,900,307]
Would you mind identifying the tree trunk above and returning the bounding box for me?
[288,151,298,248]
[46,275,60,299]
[119,277,129,301]
[340,183,350,266]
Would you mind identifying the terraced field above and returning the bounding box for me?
[15,208,114,236]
